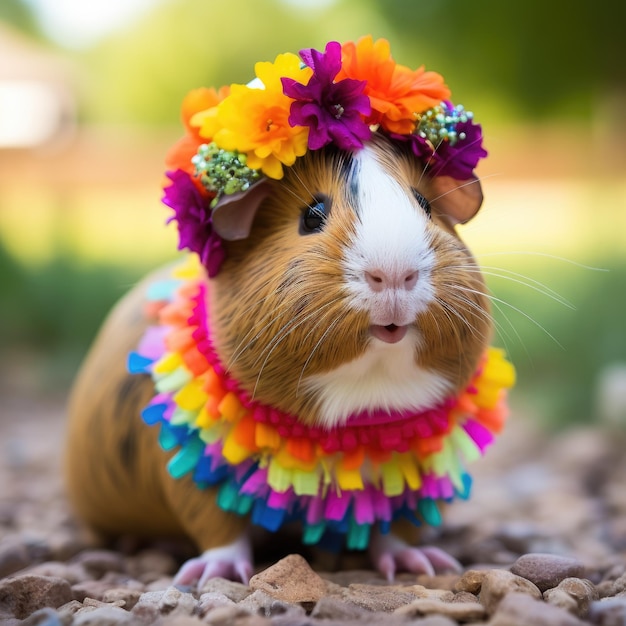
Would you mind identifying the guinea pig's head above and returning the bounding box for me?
[208,133,490,427]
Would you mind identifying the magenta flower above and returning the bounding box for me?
[427,119,488,179]
[393,118,487,180]
[281,41,372,151]
[163,169,226,277]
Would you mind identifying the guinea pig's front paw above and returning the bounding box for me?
[369,531,461,581]
[173,535,253,587]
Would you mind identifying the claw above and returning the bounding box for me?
[173,534,253,587]
[369,531,461,581]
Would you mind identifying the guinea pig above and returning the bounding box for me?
[64,37,515,587]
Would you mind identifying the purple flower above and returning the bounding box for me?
[281,41,371,151]
[428,119,488,179]
[393,118,488,180]
[163,169,226,277]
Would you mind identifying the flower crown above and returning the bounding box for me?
[163,36,488,276]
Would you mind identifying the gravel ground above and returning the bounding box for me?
[2,384,626,626]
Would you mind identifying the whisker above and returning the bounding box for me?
[252,296,343,398]
[475,251,608,272]
[296,313,343,396]
[438,263,575,310]
[454,284,564,349]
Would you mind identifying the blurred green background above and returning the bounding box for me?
[0,0,624,428]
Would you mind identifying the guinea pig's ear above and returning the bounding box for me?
[211,179,272,241]
[427,175,483,225]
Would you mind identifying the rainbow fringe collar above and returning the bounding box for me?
[128,259,515,550]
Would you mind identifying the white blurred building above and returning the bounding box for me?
[0,24,75,150]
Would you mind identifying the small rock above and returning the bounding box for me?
[406,618,457,626]
[57,600,84,617]
[309,595,372,620]
[340,583,422,612]
[394,598,486,621]
[73,605,134,625]
[454,568,488,594]
[101,587,143,610]
[198,576,252,602]
[0,538,31,577]
[130,590,162,622]
[249,554,328,604]
[197,591,236,616]
[490,591,588,626]
[588,597,626,626]
[510,553,585,592]
[71,550,127,579]
[71,579,118,602]
[159,586,198,616]
[202,605,265,626]
[608,572,626,596]
[19,607,69,626]
[25,561,88,584]
[239,589,306,619]
[155,617,205,626]
[478,568,542,613]
[0,574,73,619]
[544,577,598,617]
[406,584,454,601]
[451,590,480,603]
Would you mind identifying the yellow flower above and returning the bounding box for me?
[194,53,312,179]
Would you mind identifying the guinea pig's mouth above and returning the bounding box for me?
[370,324,409,344]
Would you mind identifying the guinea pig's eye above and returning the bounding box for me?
[411,188,432,218]
[299,196,330,235]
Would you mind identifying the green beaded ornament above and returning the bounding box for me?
[416,103,473,148]
[192,143,262,208]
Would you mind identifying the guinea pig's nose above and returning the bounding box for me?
[365,268,419,292]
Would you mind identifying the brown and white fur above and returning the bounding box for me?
[65,134,490,586]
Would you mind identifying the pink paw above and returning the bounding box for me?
[370,532,461,581]
[173,535,253,587]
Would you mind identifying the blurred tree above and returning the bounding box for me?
[378,0,626,120]
[0,0,41,38]
[81,0,385,126]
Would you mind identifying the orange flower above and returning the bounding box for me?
[338,36,451,134]
[182,86,230,137]
[165,87,230,192]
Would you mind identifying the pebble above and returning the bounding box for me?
[588,597,626,625]
[199,576,253,602]
[239,589,307,619]
[197,590,236,616]
[511,552,586,592]
[309,595,372,620]
[73,605,135,625]
[393,598,486,621]
[339,583,424,612]
[544,578,599,618]
[491,591,589,626]
[453,568,488,594]
[249,553,328,604]
[0,574,73,620]
[70,551,128,579]
[97,588,141,611]
[0,538,32,577]
[71,579,120,602]
[21,608,70,626]
[478,568,542,613]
